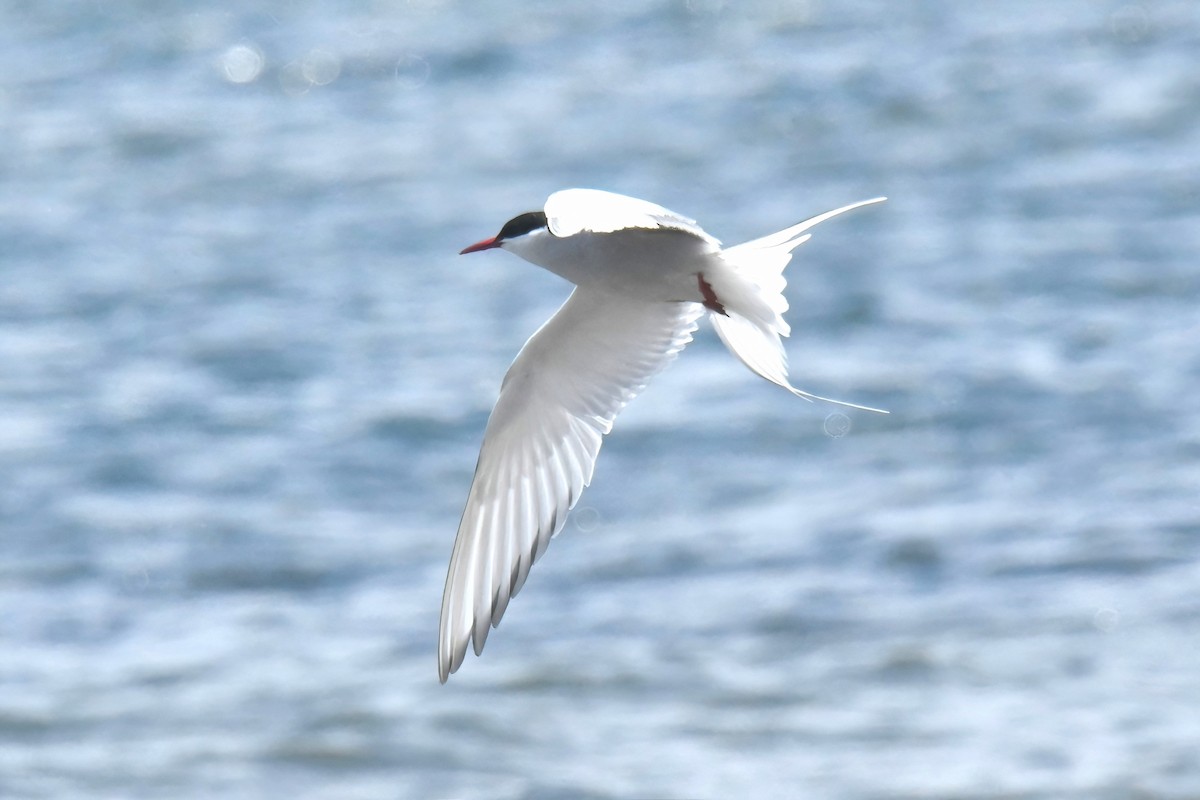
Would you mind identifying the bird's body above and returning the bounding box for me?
[440,188,886,682]
[508,191,720,302]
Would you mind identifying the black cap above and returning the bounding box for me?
[496,211,548,241]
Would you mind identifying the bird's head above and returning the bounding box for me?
[460,211,549,255]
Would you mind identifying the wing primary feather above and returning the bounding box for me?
[470,494,497,655]
[499,456,534,614]
[517,455,546,578]
[558,428,587,498]
[489,480,516,628]
[541,504,560,560]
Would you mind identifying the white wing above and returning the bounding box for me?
[438,287,704,682]
[545,188,718,242]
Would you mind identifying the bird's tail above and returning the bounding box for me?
[706,197,888,414]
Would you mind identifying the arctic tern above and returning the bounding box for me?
[440,188,886,682]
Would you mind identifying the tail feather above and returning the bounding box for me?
[708,197,888,415]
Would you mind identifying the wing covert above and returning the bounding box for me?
[545,188,717,242]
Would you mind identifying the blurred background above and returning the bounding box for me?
[2,1,1198,798]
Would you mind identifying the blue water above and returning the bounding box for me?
[3,1,1198,798]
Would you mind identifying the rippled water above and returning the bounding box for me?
[2,2,1198,798]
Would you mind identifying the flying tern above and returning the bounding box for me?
[439,188,886,682]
